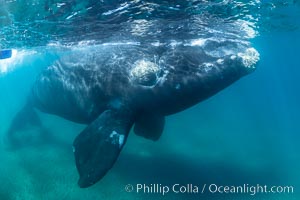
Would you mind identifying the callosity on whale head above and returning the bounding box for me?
[137,40,260,116]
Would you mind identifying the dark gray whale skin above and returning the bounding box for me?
[8,41,259,188]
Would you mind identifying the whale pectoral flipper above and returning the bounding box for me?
[73,109,134,188]
[134,114,165,141]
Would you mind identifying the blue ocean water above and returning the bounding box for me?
[0,0,300,199]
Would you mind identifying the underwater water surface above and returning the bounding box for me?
[1,0,300,200]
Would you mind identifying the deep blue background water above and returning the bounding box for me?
[0,0,300,199]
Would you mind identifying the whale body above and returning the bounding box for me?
[7,40,259,188]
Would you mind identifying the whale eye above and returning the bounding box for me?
[130,60,161,86]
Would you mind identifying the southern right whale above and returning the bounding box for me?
[7,39,259,188]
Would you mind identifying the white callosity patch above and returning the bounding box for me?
[109,131,125,149]
[201,63,216,73]
[238,48,260,69]
[130,59,161,86]
[217,59,224,65]
[181,38,259,72]
[187,38,260,73]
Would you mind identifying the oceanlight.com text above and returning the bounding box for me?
[124,183,294,196]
